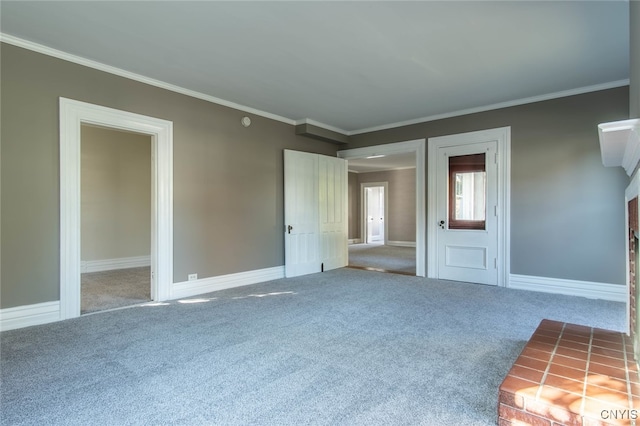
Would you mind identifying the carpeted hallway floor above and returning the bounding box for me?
[1,268,625,425]
[81,266,151,314]
[348,243,416,274]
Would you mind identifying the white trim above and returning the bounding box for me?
[1,33,294,127]
[427,127,511,287]
[509,274,626,303]
[348,239,363,245]
[350,165,416,174]
[361,182,389,245]
[81,256,151,273]
[0,301,61,332]
[351,80,630,135]
[1,34,627,139]
[60,98,173,320]
[338,139,426,277]
[172,267,285,300]
[387,241,416,248]
[598,118,640,176]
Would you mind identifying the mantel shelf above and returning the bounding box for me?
[599,118,640,176]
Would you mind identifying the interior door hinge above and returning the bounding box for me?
[494,258,497,269]
[494,205,498,216]
[495,152,498,164]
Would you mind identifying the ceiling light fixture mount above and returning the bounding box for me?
[241,116,251,127]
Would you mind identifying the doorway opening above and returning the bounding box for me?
[363,183,387,244]
[59,98,173,320]
[338,139,426,277]
[80,125,152,314]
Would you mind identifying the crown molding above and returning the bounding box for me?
[350,80,630,136]
[0,33,296,126]
[1,33,629,138]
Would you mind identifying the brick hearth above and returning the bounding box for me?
[499,319,640,425]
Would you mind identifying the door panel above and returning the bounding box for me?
[319,155,348,271]
[437,141,498,285]
[284,150,347,277]
[284,150,320,278]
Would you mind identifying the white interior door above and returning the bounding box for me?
[365,187,385,243]
[319,155,348,271]
[436,141,498,285]
[284,150,347,278]
[284,150,320,278]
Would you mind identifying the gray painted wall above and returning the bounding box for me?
[81,126,151,261]
[0,43,337,309]
[348,88,630,285]
[632,0,639,119]
[351,169,416,243]
[0,42,633,309]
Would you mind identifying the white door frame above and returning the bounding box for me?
[59,98,174,320]
[338,139,426,277]
[427,127,510,286]
[361,182,388,245]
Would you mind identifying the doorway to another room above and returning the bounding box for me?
[80,125,152,314]
[59,97,174,321]
[348,170,416,275]
[339,140,426,277]
[364,184,386,244]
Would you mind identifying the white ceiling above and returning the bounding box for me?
[0,1,630,134]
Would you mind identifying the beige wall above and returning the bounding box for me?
[351,169,416,243]
[81,126,151,261]
[0,43,337,309]
[348,88,630,285]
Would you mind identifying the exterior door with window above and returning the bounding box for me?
[436,141,498,285]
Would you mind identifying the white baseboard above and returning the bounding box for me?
[348,239,363,245]
[1,266,286,331]
[172,266,285,299]
[387,240,416,248]
[81,255,151,273]
[0,301,61,332]
[509,274,626,302]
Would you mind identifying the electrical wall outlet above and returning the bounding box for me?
[188,273,198,281]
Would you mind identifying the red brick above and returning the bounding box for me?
[525,397,582,425]
[509,364,546,383]
[499,375,540,398]
[499,389,525,409]
[516,355,550,372]
[498,403,552,426]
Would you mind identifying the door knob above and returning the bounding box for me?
[439,220,445,229]
[287,225,293,234]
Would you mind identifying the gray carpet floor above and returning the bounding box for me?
[0,268,625,425]
[81,267,151,314]
[349,243,416,274]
